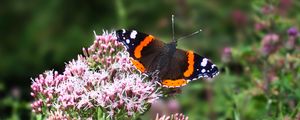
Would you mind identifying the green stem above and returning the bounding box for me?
[115,0,127,27]
[97,107,103,120]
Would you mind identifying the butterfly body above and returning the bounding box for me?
[116,29,219,88]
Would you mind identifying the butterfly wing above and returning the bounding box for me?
[161,49,219,88]
[116,29,165,73]
[187,52,219,79]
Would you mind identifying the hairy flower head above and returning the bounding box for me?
[31,30,161,119]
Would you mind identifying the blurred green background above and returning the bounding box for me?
[1,0,300,119]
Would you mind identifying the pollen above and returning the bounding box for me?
[134,35,154,58]
[130,59,145,73]
[183,51,194,77]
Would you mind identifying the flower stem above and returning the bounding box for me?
[97,107,103,120]
[115,0,127,27]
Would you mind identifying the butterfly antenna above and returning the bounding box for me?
[172,14,176,43]
[176,29,202,41]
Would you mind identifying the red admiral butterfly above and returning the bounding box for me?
[116,29,219,88]
[117,15,218,88]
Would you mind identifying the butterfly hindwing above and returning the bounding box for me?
[161,49,219,88]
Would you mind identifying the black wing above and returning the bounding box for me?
[116,29,165,73]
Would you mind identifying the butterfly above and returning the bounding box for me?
[116,29,219,88]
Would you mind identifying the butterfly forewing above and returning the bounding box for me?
[116,29,150,58]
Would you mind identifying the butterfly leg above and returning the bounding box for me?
[166,88,182,96]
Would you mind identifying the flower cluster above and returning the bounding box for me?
[155,113,189,120]
[219,1,300,119]
[31,31,161,119]
[260,33,280,56]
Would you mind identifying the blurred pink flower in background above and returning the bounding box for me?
[31,31,161,119]
[260,33,280,56]
[167,99,180,114]
[11,86,21,99]
[221,47,232,63]
[150,99,166,117]
[287,27,298,37]
[150,99,182,119]
[278,0,292,15]
[255,22,267,31]
[285,27,298,50]
[285,38,296,50]
[261,5,274,14]
[231,10,248,27]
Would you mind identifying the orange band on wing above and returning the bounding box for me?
[162,79,188,88]
[134,35,154,58]
[183,51,194,77]
[130,59,145,72]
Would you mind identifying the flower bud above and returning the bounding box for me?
[221,47,232,63]
[287,27,298,37]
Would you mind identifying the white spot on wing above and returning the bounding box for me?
[126,39,130,44]
[130,30,137,39]
[201,58,208,67]
[122,29,126,33]
[201,69,206,73]
[212,64,216,67]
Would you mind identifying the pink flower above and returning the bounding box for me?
[31,31,161,119]
[286,27,298,50]
[279,0,292,15]
[31,70,64,113]
[231,10,248,27]
[254,22,267,31]
[155,113,189,120]
[167,99,180,114]
[221,47,232,63]
[260,33,280,56]
[261,5,274,14]
[150,99,182,119]
[47,110,70,120]
[285,37,296,50]
[287,27,298,37]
